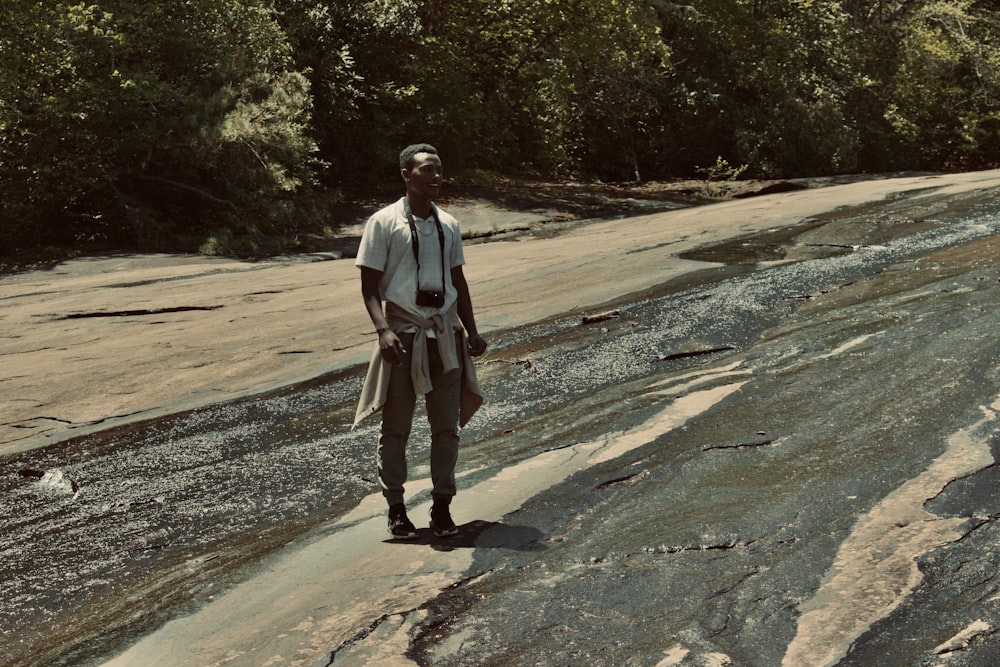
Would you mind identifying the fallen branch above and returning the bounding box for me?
[581,309,621,325]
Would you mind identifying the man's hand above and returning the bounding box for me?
[467,333,488,357]
[379,329,407,366]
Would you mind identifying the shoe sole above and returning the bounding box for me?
[431,525,459,538]
[389,529,419,540]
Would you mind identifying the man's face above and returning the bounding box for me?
[403,152,443,201]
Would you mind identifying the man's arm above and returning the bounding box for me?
[361,266,406,365]
[451,265,487,356]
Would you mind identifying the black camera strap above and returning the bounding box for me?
[404,198,446,292]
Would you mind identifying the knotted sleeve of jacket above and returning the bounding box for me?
[353,302,483,429]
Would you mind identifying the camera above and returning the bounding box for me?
[416,289,445,308]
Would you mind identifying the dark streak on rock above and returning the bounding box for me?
[57,306,223,320]
[598,473,640,489]
[657,346,736,362]
[12,416,75,426]
[327,571,494,666]
[703,439,776,452]
[708,569,761,601]
[325,611,407,665]
[805,243,857,250]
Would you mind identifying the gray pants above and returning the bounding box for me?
[378,332,461,506]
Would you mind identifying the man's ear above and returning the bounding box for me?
[400,168,410,182]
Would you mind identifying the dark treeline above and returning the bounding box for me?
[3,0,1000,259]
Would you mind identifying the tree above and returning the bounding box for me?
[846,0,1000,171]
[277,0,425,190]
[391,0,671,181]
[655,0,862,178]
[546,0,673,182]
[5,0,1000,262]
[1,0,320,256]
[0,2,126,248]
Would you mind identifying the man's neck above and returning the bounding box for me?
[407,195,433,219]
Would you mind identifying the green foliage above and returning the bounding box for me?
[851,0,1000,171]
[0,2,124,248]
[105,0,321,247]
[1,0,319,255]
[696,157,749,182]
[398,0,673,181]
[4,0,1000,263]
[276,0,422,188]
[656,0,864,178]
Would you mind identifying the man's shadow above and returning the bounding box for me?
[385,519,546,552]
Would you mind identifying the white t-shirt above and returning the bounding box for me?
[355,197,465,321]
[412,213,445,293]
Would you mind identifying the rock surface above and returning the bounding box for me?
[4,170,1000,667]
[0,173,970,456]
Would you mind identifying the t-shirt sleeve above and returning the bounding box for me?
[450,223,465,268]
[355,216,388,271]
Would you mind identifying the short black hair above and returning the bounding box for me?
[399,143,438,171]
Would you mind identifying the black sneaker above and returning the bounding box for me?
[430,501,459,538]
[388,503,418,539]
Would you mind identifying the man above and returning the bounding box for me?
[353,143,488,539]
